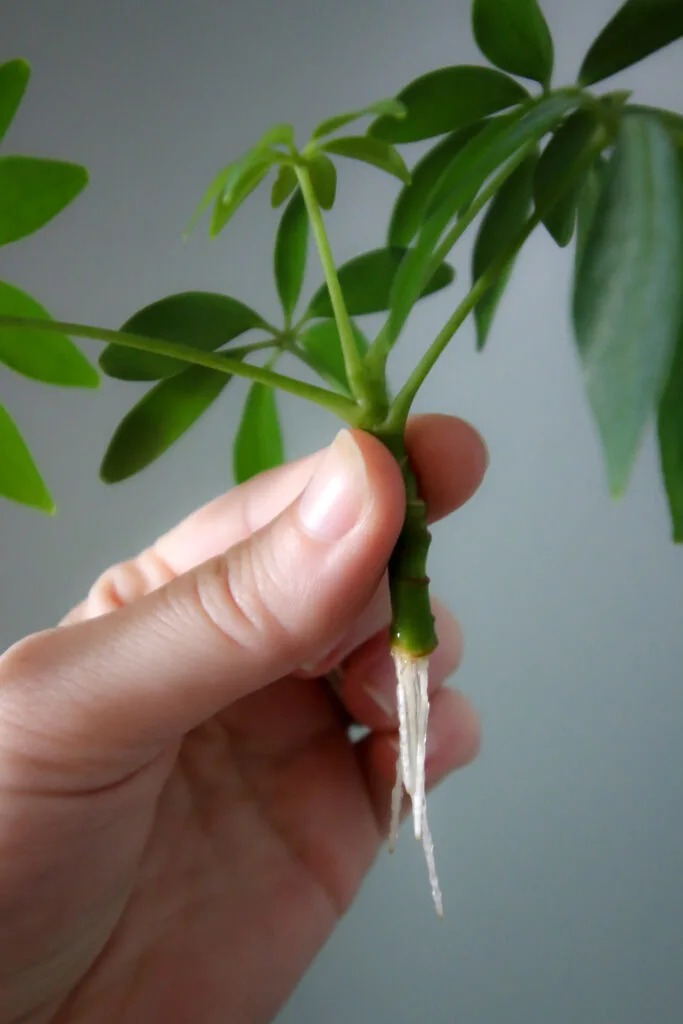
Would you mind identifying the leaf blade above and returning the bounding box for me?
[307,153,337,210]
[472,0,554,86]
[311,98,406,140]
[533,109,601,247]
[0,58,30,142]
[297,319,368,394]
[274,189,309,320]
[579,0,683,86]
[321,135,411,184]
[0,402,54,513]
[0,156,88,246]
[658,321,683,542]
[233,384,284,484]
[271,164,298,207]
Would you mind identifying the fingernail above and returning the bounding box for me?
[299,430,370,542]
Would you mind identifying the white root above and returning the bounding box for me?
[389,649,443,917]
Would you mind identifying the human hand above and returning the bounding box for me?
[0,415,486,1024]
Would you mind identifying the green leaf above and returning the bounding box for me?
[0,402,54,513]
[307,153,337,210]
[472,0,554,87]
[233,384,284,484]
[321,136,411,184]
[184,162,235,238]
[0,59,30,142]
[311,98,407,140]
[534,110,601,247]
[210,154,275,236]
[0,156,88,246]
[658,322,683,542]
[388,123,487,246]
[388,93,577,344]
[297,319,368,394]
[274,190,308,320]
[369,65,529,144]
[578,0,683,86]
[307,246,455,319]
[572,114,683,497]
[472,153,538,349]
[574,156,607,270]
[257,123,295,149]
[100,364,232,483]
[271,164,298,207]
[626,104,683,147]
[0,280,99,387]
[100,292,267,381]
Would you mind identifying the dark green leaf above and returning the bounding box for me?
[307,153,337,209]
[369,65,529,144]
[572,114,683,497]
[307,246,455,319]
[574,156,607,270]
[297,319,368,394]
[0,280,99,387]
[388,123,486,246]
[100,292,267,381]
[658,322,683,541]
[321,135,410,184]
[210,155,275,236]
[271,164,298,207]
[233,384,284,484]
[311,98,406,140]
[388,93,577,343]
[579,0,683,86]
[100,364,232,483]
[472,0,554,86]
[0,402,54,512]
[0,59,30,142]
[626,104,683,147]
[274,190,308,319]
[472,153,538,349]
[0,156,87,246]
[184,162,235,238]
[534,110,600,247]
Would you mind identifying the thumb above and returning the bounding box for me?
[0,430,406,754]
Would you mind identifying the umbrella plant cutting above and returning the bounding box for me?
[1,0,682,915]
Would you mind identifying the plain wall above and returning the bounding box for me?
[2,1,682,1021]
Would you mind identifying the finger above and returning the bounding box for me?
[1,430,412,760]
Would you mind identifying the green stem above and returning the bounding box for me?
[0,315,360,423]
[295,165,372,407]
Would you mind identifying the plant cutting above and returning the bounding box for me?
[1,0,682,916]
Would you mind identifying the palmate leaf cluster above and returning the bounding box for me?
[1,0,683,541]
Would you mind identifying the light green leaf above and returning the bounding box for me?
[271,164,298,207]
[0,59,30,142]
[472,153,538,349]
[534,110,600,247]
[100,364,232,483]
[369,65,529,144]
[307,153,337,209]
[626,104,683,147]
[184,162,235,238]
[572,114,683,497]
[307,246,455,319]
[0,156,88,246]
[0,280,99,387]
[388,123,487,246]
[257,123,295,149]
[658,321,683,542]
[297,319,368,394]
[274,190,308,319]
[233,384,284,484]
[311,98,406,140]
[0,402,54,512]
[211,155,275,236]
[472,0,554,87]
[100,292,267,381]
[579,0,683,86]
[321,135,410,184]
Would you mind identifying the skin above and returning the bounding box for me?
[0,414,487,1024]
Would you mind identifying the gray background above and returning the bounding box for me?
[2,0,683,1021]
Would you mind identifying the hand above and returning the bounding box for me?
[0,415,487,1024]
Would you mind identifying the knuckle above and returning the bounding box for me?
[86,547,176,618]
[0,628,57,691]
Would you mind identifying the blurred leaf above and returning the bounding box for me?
[579,0,683,86]
[321,135,410,184]
[274,190,308,319]
[0,280,99,387]
[369,65,529,144]
[534,109,600,247]
[0,58,30,142]
[307,246,455,318]
[658,320,683,542]
[311,98,406,140]
[0,156,87,246]
[572,114,683,497]
[257,123,295,149]
[297,319,368,394]
[100,292,267,381]
[388,123,486,246]
[626,104,683,146]
[100,364,232,483]
[472,153,538,349]
[307,153,337,209]
[574,156,607,270]
[211,154,276,236]
[184,162,235,238]
[233,383,284,484]
[0,402,54,512]
[271,164,298,207]
[472,0,554,86]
